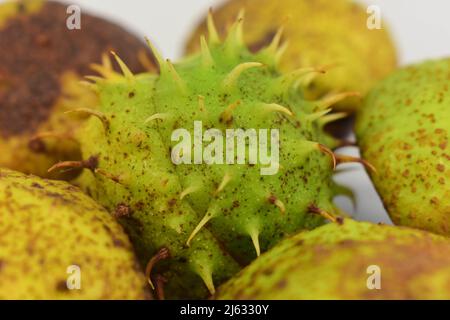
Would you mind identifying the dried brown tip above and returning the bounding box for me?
[65,108,110,131]
[318,144,337,170]
[145,248,171,290]
[335,155,377,174]
[94,168,123,185]
[48,156,98,173]
[308,204,344,225]
[219,100,241,124]
[153,274,168,300]
[113,203,132,218]
[48,161,83,173]
[268,194,286,214]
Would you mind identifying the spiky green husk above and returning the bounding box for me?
[185,0,397,113]
[216,220,450,300]
[73,17,350,299]
[356,59,450,236]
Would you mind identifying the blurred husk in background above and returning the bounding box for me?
[0,0,156,180]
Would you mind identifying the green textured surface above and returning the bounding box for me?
[75,21,345,299]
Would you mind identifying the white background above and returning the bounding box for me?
[5,0,450,223]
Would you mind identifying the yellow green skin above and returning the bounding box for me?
[75,24,343,299]
[356,59,450,236]
[216,220,450,300]
[186,0,397,112]
[0,168,149,300]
